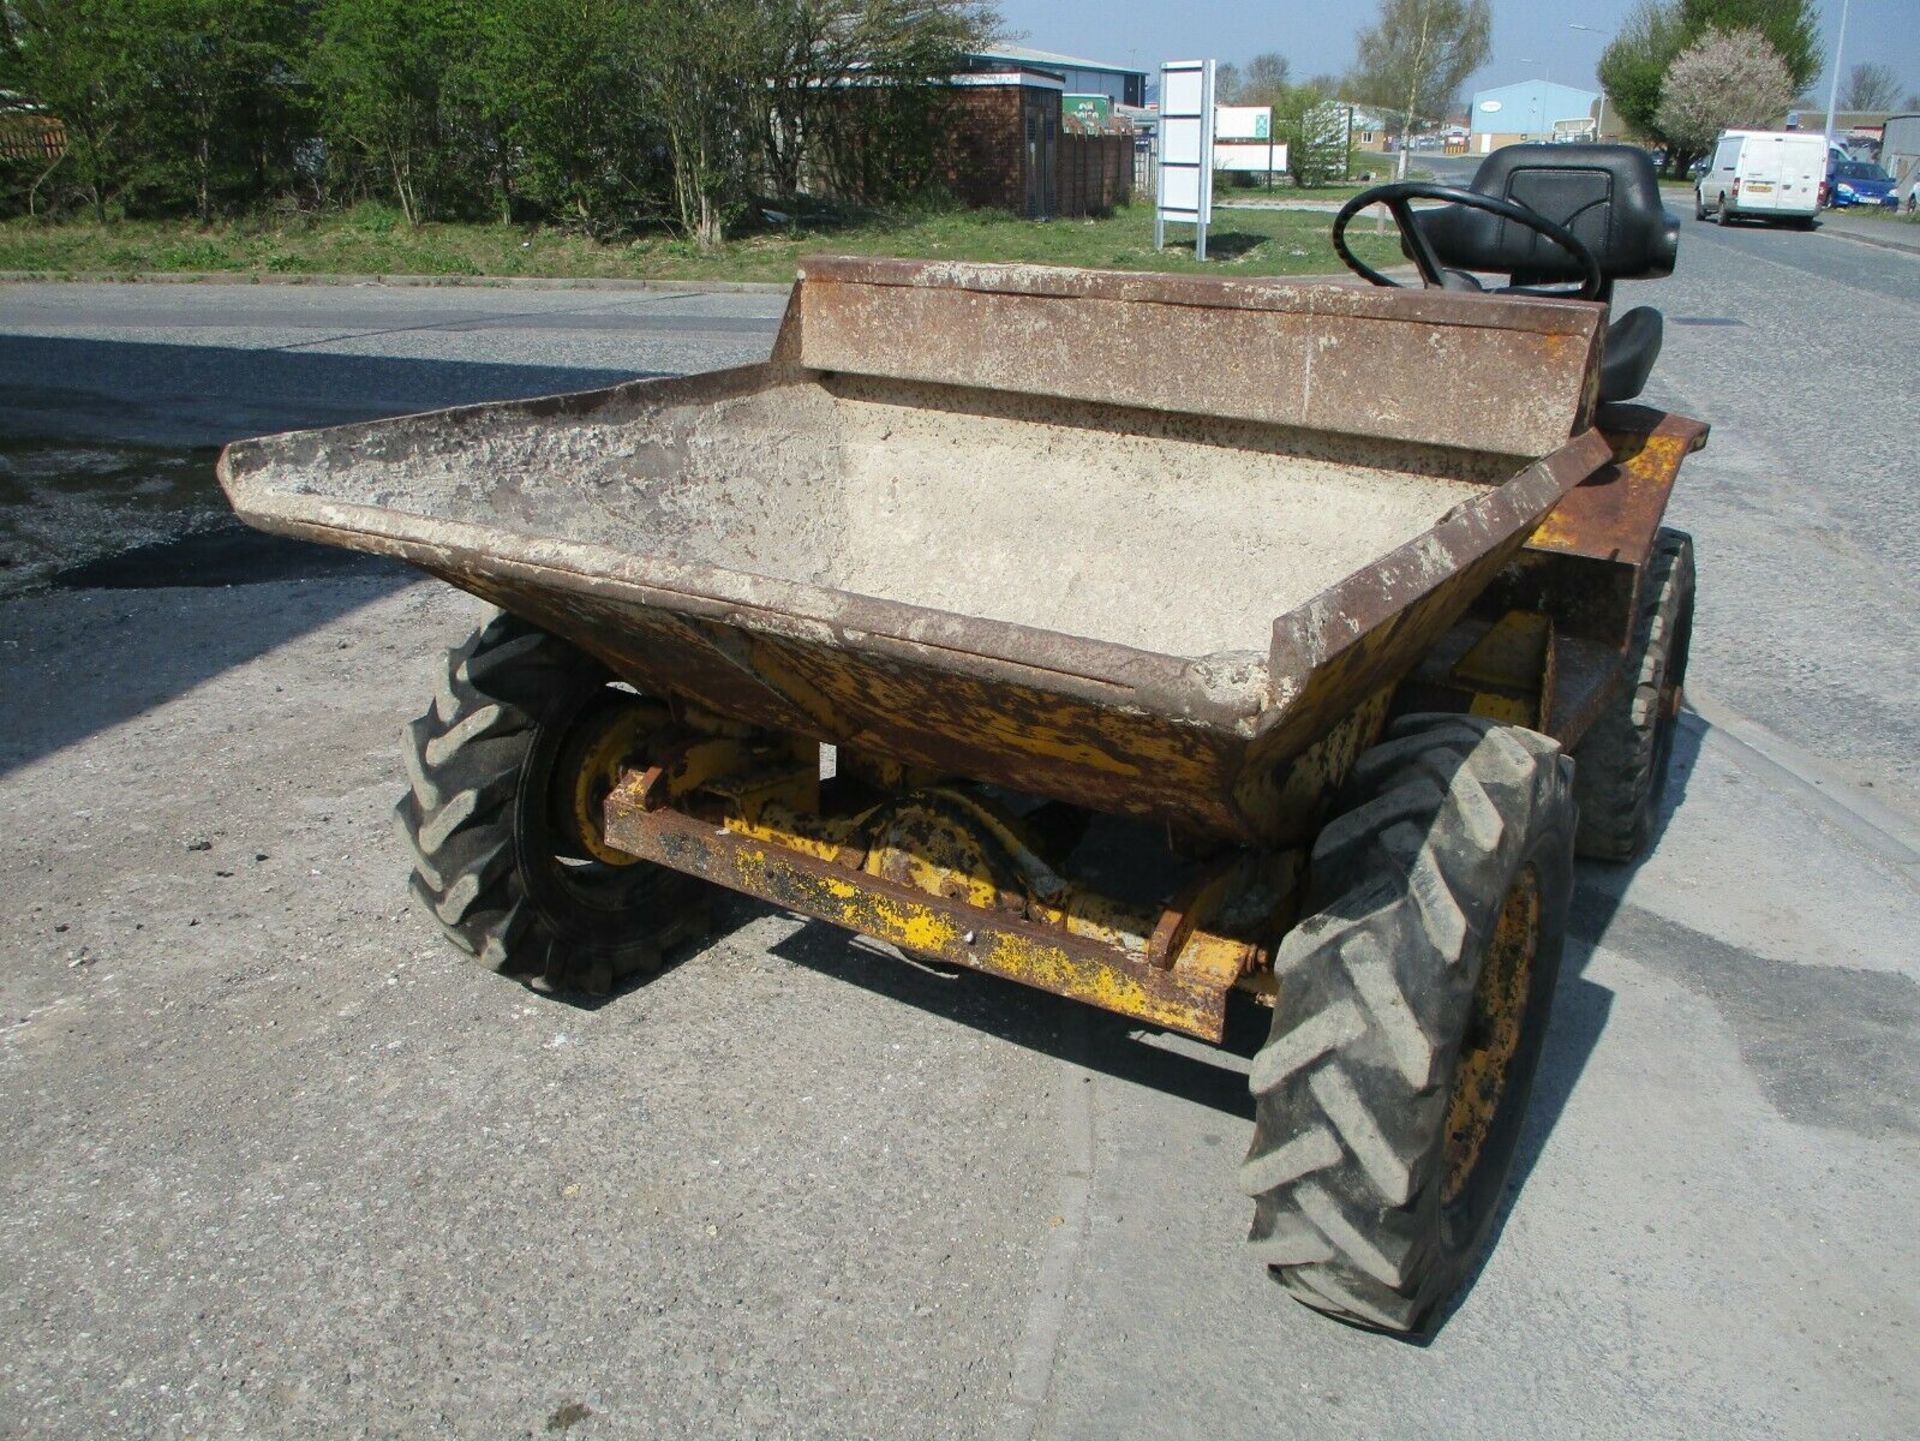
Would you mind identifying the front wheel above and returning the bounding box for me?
[394,611,710,992]
[1243,715,1575,1333]
[1694,190,1708,221]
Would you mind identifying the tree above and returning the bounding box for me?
[757,0,992,208]
[1601,0,1816,172]
[1,0,1002,237]
[0,0,141,220]
[469,0,669,230]
[1677,0,1818,92]
[1272,81,1351,186]
[129,0,294,223]
[1840,62,1899,112]
[1244,52,1291,97]
[633,0,765,251]
[1655,26,1792,155]
[1599,0,1690,157]
[1348,0,1490,179]
[310,0,476,226]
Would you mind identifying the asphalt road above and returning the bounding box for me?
[2,226,1917,1440]
[0,282,790,447]
[1630,211,1920,810]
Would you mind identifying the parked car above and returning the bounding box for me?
[1827,159,1898,208]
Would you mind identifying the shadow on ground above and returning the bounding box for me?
[0,334,662,448]
[0,334,650,776]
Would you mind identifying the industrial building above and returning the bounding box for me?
[1468,79,1602,153]
[958,45,1149,107]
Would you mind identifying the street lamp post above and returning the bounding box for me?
[1821,0,1851,147]
[1569,23,1606,141]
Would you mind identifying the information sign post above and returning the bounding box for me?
[1155,59,1217,260]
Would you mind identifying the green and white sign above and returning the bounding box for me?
[1215,105,1272,141]
[1064,94,1112,126]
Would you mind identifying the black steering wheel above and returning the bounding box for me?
[1332,181,1605,301]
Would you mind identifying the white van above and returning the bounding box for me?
[1695,130,1826,226]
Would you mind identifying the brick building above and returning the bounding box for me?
[940,65,1135,219]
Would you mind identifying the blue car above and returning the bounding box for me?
[1827,159,1897,208]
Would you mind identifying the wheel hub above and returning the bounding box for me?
[550,695,669,867]
[1442,866,1542,1205]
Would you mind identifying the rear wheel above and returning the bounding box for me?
[395,611,709,992]
[1243,715,1575,1333]
[1716,194,1732,225]
[1571,529,1695,862]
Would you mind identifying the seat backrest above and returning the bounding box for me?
[1419,143,1679,285]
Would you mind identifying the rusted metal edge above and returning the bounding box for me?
[1270,427,1612,676]
[217,360,793,484]
[1263,427,1616,728]
[1593,402,1712,446]
[1527,406,1707,567]
[219,493,1268,734]
[1543,634,1622,750]
[226,431,1611,745]
[794,255,1608,337]
[603,800,1229,1041]
[796,263,1602,459]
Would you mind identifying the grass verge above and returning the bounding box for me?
[0,201,1402,284]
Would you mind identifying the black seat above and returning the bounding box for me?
[1415,144,1679,403]
[1416,143,1680,298]
[1597,304,1663,406]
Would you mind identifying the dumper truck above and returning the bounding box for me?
[219,144,1698,1333]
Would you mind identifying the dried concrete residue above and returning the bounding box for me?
[245,372,1501,660]
[826,380,1490,657]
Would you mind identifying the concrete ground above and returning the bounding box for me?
[1,219,1916,1440]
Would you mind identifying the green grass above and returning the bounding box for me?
[0,201,1403,285]
[1835,202,1920,225]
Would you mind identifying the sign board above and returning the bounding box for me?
[1216,105,1271,141]
[1214,140,1290,172]
[1064,94,1112,127]
[1553,117,1596,139]
[1156,59,1217,258]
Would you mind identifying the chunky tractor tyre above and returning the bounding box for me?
[395,611,707,993]
[1572,529,1695,862]
[1242,714,1576,1334]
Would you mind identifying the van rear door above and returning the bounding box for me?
[1740,135,1786,212]
[1779,136,1824,212]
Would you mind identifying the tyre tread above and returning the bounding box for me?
[1244,716,1575,1332]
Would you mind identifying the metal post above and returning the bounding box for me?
[1569,24,1607,142]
